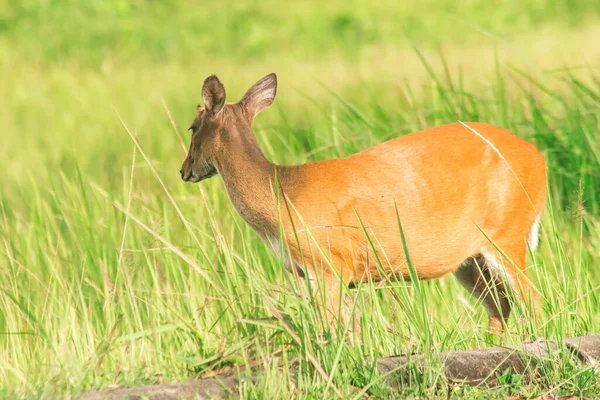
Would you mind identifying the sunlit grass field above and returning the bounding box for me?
[1,1,600,398]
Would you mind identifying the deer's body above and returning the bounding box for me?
[181,73,547,335]
[269,122,545,281]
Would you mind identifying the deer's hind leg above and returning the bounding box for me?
[454,253,513,333]
[455,240,540,333]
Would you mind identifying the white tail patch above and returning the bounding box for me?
[527,213,541,252]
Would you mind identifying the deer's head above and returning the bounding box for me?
[180,73,277,182]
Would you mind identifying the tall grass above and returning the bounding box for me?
[1,1,600,398]
[1,56,600,397]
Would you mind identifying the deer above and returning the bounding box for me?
[180,73,547,338]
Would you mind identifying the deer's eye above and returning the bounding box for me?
[188,122,199,133]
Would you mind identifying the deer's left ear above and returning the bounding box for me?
[202,75,226,117]
[240,73,277,120]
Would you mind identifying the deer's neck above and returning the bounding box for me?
[213,132,286,235]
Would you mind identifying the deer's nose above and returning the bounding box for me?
[180,168,193,181]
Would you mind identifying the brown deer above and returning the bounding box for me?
[180,73,546,336]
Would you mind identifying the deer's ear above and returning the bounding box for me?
[240,73,277,120]
[202,75,226,117]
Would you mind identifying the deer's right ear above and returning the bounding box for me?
[202,75,226,117]
[240,73,277,120]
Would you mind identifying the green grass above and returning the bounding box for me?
[2,0,599,64]
[1,1,600,398]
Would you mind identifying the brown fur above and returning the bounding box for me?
[180,73,547,335]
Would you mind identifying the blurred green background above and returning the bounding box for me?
[1,0,599,191]
[2,1,600,398]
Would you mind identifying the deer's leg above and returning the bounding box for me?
[455,242,540,334]
[454,253,513,333]
[496,243,540,324]
[309,256,360,341]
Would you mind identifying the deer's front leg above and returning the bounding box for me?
[308,258,361,342]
